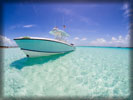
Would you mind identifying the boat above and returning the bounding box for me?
[14,27,75,57]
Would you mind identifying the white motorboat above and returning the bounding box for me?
[14,27,75,57]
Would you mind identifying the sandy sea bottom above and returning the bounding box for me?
[2,47,131,98]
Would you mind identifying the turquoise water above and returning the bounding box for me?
[3,47,130,97]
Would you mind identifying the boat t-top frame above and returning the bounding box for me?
[49,27,69,42]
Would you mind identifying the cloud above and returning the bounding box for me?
[71,37,89,46]
[56,8,73,15]
[9,24,35,29]
[0,35,17,46]
[81,38,87,41]
[79,16,99,26]
[90,38,107,46]
[89,34,130,47]
[74,37,79,40]
[56,7,98,26]
[9,26,17,29]
[9,24,21,29]
[112,37,117,41]
[23,24,35,28]
[74,37,88,41]
[122,3,130,17]
[56,7,99,26]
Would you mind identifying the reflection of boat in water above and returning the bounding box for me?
[14,27,75,57]
[11,52,70,69]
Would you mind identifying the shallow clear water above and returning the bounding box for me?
[3,47,131,97]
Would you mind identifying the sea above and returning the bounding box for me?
[2,47,131,98]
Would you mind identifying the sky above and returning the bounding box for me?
[1,2,131,47]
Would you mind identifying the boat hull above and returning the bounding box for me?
[14,37,75,57]
[22,49,65,57]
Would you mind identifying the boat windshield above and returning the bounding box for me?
[49,27,69,41]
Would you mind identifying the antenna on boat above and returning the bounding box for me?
[54,19,58,29]
[62,15,66,30]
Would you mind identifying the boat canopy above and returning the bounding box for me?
[49,27,70,41]
[49,27,69,37]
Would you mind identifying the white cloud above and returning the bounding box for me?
[125,34,130,40]
[90,38,107,46]
[9,24,21,29]
[72,37,88,46]
[9,26,17,29]
[9,24,35,29]
[81,38,87,41]
[57,8,73,15]
[74,37,79,40]
[89,34,130,47]
[23,24,35,28]
[123,3,128,10]
[122,3,130,17]
[0,35,17,46]
[112,37,117,41]
[79,16,99,26]
[56,8,98,26]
